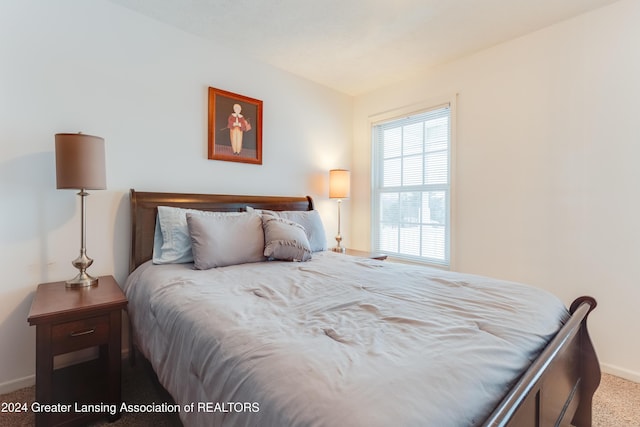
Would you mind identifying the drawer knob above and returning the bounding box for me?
[69,328,96,337]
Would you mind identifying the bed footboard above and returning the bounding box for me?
[483,296,600,427]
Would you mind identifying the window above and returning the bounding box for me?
[372,103,452,267]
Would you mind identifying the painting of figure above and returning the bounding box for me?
[208,87,262,164]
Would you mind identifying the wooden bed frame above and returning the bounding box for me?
[128,189,600,427]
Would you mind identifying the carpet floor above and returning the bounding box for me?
[0,362,638,426]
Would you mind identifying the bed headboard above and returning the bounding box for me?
[129,189,314,273]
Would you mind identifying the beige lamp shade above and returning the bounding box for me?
[55,133,106,190]
[329,169,350,199]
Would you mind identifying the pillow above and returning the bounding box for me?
[261,210,327,252]
[245,206,261,214]
[186,212,265,269]
[152,206,243,264]
[263,217,312,262]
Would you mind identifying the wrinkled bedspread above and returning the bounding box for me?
[124,251,568,427]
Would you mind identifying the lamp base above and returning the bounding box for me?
[332,232,345,253]
[66,272,99,288]
[65,190,99,288]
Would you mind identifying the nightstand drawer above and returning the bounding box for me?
[51,315,110,355]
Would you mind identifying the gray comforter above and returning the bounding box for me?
[124,251,567,427]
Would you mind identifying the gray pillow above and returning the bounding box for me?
[186,212,265,269]
[263,217,312,262]
[153,206,243,264]
[261,210,327,252]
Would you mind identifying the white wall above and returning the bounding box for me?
[353,0,640,382]
[0,0,352,392]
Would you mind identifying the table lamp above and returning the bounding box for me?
[329,169,350,253]
[55,133,106,287]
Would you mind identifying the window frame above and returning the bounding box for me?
[369,96,457,269]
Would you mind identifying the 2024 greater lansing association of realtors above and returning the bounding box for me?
[28,401,261,416]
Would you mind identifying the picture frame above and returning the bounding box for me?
[208,87,263,164]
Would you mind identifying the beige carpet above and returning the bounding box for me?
[593,373,640,427]
[0,365,637,426]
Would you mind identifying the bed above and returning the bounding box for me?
[125,189,600,427]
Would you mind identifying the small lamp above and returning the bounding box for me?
[329,169,350,253]
[55,133,106,287]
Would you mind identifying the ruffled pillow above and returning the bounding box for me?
[262,216,312,262]
[261,210,327,252]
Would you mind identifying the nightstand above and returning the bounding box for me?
[27,275,128,427]
[344,249,388,261]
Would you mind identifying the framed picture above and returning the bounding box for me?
[208,87,263,164]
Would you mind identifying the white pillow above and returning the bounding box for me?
[152,206,243,264]
[263,217,312,262]
[262,210,327,252]
[186,212,265,269]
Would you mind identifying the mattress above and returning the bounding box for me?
[124,251,568,427]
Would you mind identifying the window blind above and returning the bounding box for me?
[372,104,451,266]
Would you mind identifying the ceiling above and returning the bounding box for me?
[108,0,619,96]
